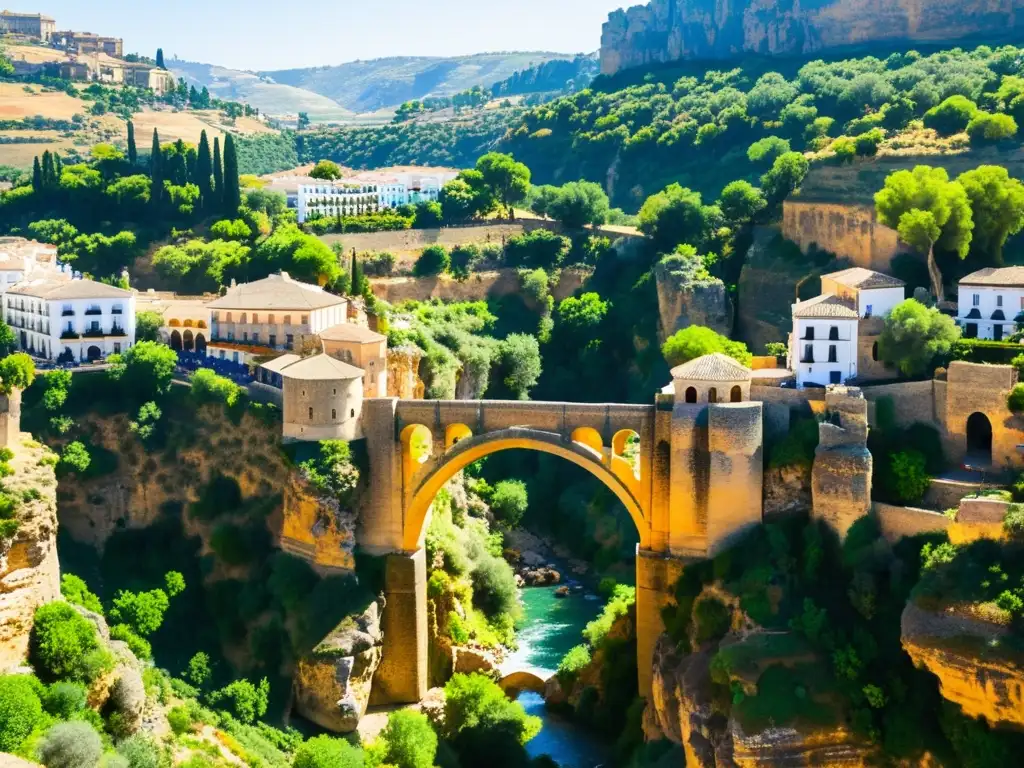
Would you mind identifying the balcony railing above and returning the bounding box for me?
[84,308,102,316]
[111,308,123,315]
[61,309,74,317]
[60,331,80,340]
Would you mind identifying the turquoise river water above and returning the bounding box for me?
[503,585,611,768]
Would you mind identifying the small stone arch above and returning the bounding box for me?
[872,341,879,362]
[499,671,547,699]
[170,330,182,351]
[183,319,194,327]
[570,427,603,456]
[183,329,194,352]
[966,412,993,465]
[168,318,181,327]
[708,387,718,404]
[195,333,207,354]
[685,387,697,403]
[401,424,433,466]
[445,423,472,449]
[730,385,742,403]
[612,428,641,480]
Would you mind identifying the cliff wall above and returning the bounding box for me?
[370,268,587,305]
[600,0,1024,76]
[0,437,60,669]
[781,202,907,274]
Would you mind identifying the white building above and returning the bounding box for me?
[0,238,58,290]
[957,267,1024,341]
[789,294,860,387]
[819,268,905,320]
[296,167,460,223]
[4,274,135,362]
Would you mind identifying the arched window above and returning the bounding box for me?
[872,342,879,362]
[225,312,232,322]
[350,409,355,418]
[308,407,313,419]
[730,385,742,402]
[252,313,259,324]
[708,387,718,403]
[284,315,292,325]
[685,387,697,403]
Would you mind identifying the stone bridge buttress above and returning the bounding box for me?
[360,390,763,705]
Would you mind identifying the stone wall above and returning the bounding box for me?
[370,268,587,305]
[782,201,905,272]
[942,362,1024,469]
[873,503,952,543]
[812,387,872,539]
[923,479,983,513]
[861,380,937,428]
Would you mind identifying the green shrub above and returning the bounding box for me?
[185,652,211,688]
[889,450,931,505]
[413,245,450,276]
[109,624,152,660]
[379,709,438,768]
[37,721,102,768]
[0,674,44,751]
[190,369,242,407]
[442,673,541,746]
[662,325,752,368]
[583,585,636,647]
[557,645,592,684]
[693,597,732,644]
[489,480,528,527]
[448,612,469,644]
[469,555,519,618]
[115,733,165,768]
[1008,384,1024,413]
[108,587,170,637]
[30,602,108,683]
[1004,504,1024,538]
[60,574,102,615]
[207,678,269,724]
[923,95,978,136]
[42,681,87,720]
[292,735,363,768]
[967,111,1018,143]
[58,441,90,475]
[768,417,819,468]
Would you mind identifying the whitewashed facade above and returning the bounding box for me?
[4,275,135,362]
[957,267,1024,341]
[789,295,860,387]
[296,168,460,223]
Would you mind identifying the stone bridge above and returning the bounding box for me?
[360,381,764,706]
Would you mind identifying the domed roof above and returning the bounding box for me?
[670,353,751,382]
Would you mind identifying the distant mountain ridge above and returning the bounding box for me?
[600,0,1024,75]
[172,51,583,118]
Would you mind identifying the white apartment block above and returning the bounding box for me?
[297,167,460,223]
[958,267,1024,341]
[4,274,135,362]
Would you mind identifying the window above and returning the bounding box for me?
[252,331,259,343]
[350,409,355,418]
[113,342,121,354]
[973,294,980,306]
[708,387,717,403]
[252,313,259,324]
[803,326,815,340]
[240,313,247,323]
[269,334,276,347]
[286,334,294,348]
[283,314,291,325]
[308,407,313,420]
[300,314,309,325]
[865,304,873,317]
[802,344,814,363]
[997,295,1004,307]
[332,409,337,419]
[212,312,219,322]
[830,371,842,385]
[828,326,839,341]
[243,332,248,342]
[227,331,234,341]
[828,344,837,363]
[268,314,275,324]
[226,312,232,322]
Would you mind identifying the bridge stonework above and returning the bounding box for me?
[360,393,763,703]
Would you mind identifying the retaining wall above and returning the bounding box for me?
[874,502,952,543]
[369,268,587,304]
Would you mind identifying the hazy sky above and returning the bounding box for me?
[33,0,630,71]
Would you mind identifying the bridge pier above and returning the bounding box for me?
[374,549,428,703]
[636,548,688,700]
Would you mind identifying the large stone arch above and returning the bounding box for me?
[402,427,649,552]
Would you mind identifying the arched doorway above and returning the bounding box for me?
[966,412,993,465]
[87,345,101,362]
[685,387,697,403]
[195,333,207,354]
[170,330,182,351]
[183,329,194,352]
[730,385,742,402]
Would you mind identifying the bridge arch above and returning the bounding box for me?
[403,426,649,552]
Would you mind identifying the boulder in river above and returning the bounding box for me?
[554,586,570,598]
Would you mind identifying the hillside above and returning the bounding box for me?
[172,52,581,117]
[600,0,1024,76]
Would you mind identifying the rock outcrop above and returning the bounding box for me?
[762,464,811,522]
[292,598,385,733]
[902,602,1024,728]
[600,0,1024,76]
[654,255,732,345]
[0,438,60,670]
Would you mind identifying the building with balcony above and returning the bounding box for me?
[957,267,1024,341]
[206,272,348,353]
[789,295,859,388]
[4,275,135,362]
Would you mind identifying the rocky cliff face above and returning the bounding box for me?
[902,602,1024,728]
[0,437,60,670]
[600,0,1024,76]
[654,255,732,345]
[293,598,385,733]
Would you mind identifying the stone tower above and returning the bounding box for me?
[812,386,872,539]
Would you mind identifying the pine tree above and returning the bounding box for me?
[222,134,240,215]
[156,48,165,69]
[212,137,223,207]
[149,128,163,208]
[127,120,137,166]
[196,130,213,211]
[31,156,42,193]
[189,85,199,106]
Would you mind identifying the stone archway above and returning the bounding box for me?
[966,412,993,465]
[170,330,182,351]
[195,333,207,354]
[87,345,101,362]
[183,329,195,352]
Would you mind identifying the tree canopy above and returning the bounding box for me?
[877,299,960,377]
[662,326,752,368]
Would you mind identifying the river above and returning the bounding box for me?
[503,585,611,768]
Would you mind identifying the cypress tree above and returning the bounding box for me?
[222,134,240,214]
[212,137,223,206]
[351,248,368,296]
[31,156,42,193]
[41,151,56,189]
[156,48,165,69]
[127,120,137,166]
[196,130,213,211]
[54,153,62,178]
[149,128,163,207]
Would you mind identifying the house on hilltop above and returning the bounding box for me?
[957,267,1024,341]
[0,9,55,40]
